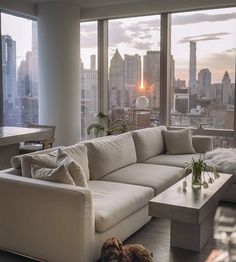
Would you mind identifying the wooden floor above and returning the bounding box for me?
[0,202,234,262]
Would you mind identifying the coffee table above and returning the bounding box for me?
[149,173,233,252]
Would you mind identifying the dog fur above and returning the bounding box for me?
[100,237,153,262]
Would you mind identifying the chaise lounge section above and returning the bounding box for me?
[0,126,216,261]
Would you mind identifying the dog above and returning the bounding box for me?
[100,237,153,262]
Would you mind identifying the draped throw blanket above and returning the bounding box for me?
[205,148,236,175]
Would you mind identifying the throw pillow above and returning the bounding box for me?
[57,148,88,188]
[31,164,75,185]
[61,144,90,181]
[162,129,196,155]
[21,154,57,178]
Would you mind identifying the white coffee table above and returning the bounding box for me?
[149,173,233,252]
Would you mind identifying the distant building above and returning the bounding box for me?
[90,54,96,71]
[174,94,189,114]
[143,51,160,88]
[1,35,17,125]
[189,41,197,95]
[124,54,141,107]
[198,68,211,98]
[80,58,98,140]
[109,49,124,109]
[222,71,232,105]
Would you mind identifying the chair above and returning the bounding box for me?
[19,124,56,154]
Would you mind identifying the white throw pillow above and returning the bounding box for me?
[61,144,90,181]
[57,148,88,188]
[21,154,57,178]
[31,164,75,185]
[162,129,196,155]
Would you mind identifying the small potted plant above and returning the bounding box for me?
[87,112,129,137]
[180,156,220,189]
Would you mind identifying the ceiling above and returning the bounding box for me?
[25,0,148,9]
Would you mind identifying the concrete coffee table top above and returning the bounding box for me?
[149,173,233,224]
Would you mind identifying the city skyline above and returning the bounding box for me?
[81,7,236,83]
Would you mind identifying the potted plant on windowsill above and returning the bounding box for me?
[180,156,220,189]
[87,112,129,138]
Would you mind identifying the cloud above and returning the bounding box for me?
[199,51,235,76]
[133,41,154,50]
[173,12,236,26]
[226,48,236,53]
[179,32,230,43]
[109,21,133,46]
[81,22,97,48]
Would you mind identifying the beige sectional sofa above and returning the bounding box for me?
[0,126,214,262]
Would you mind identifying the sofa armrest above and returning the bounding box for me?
[192,135,213,153]
[0,174,95,262]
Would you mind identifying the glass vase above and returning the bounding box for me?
[192,167,202,188]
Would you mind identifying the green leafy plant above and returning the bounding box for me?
[87,112,129,137]
[180,155,220,189]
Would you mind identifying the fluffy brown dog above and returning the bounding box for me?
[100,237,153,262]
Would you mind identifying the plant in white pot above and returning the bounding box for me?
[180,156,220,189]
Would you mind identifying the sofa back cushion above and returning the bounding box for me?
[132,126,167,162]
[85,132,137,180]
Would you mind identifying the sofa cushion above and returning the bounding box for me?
[85,133,137,180]
[21,153,57,178]
[57,148,88,188]
[11,147,60,169]
[61,144,90,181]
[101,163,182,195]
[88,180,154,232]
[162,129,196,155]
[31,164,75,185]
[132,126,167,162]
[144,153,201,168]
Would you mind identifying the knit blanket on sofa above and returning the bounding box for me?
[205,148,236,175]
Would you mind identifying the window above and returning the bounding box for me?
[170,8,236,146]
[108,15,161,130]
[1,12,39,126]
[80,21,98,140]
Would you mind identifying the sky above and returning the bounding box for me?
[2,8,236,84]
[81,7,236,84]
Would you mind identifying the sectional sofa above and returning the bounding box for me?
[0,126,216,262]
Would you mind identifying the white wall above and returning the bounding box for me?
[38,3,81,146]
[81,0,236,20]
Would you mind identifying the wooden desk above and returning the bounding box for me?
[0,126,53,170]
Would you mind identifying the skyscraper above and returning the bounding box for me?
[189,41,197,94]
[90,54,96,71]
[1,35,17,125]
[198,68,211,98]
[222,71,232,105]
[124,54,141,107]
[109,49,124,109]
[143,51,160,88]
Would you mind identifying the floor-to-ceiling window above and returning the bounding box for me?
[108,15,161,130]
[80,21,98,140]
[1,12,39,127]
[170,7,236,147]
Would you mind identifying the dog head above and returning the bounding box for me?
[100,237,125,262]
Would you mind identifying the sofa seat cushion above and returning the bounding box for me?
[88,181,154,233]
[144,153,201,168]
[101,164,182,195]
